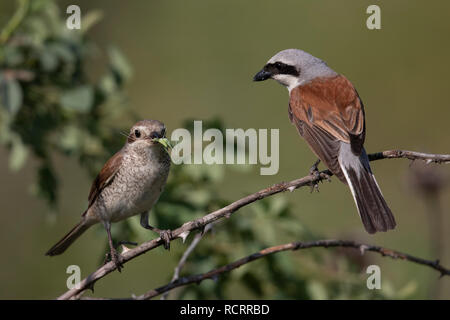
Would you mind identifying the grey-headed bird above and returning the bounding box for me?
[253,49,396,234]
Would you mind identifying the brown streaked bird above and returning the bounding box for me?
[45,120,172,270]
[253,49,396,234]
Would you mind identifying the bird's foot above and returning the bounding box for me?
[111,248,124,272]
[309,158,321,176]
[158,229,172,250]
[309,159,322,193]
[142,223,173,250]
[104,247,124,272]
[116,240,138,248]
[320,171,331,182]
[310,181,320,193]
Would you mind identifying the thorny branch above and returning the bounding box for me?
[58,149,450,300]
[160,223,214,300]
[134,239,450,300]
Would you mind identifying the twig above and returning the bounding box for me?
[368,150,450,164]
[160,223,214,300]
[0,0,30,44]
[136,239,450,300]
[58,149,450,300]
[85,239,450,300]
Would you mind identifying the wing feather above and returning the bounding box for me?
[84,149,124,214]
[289,75,365,182]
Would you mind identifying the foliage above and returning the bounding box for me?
[0,0,415,299]
[0,0,132,208]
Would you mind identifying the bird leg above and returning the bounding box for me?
[116,240,138,247]
[309,158,322,192]
[140,212,172,250]
[103,221,124,272]
[308,158,331,192]
[309,158,321,176]
[101,240,137,267]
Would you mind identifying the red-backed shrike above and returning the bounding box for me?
[254,49,395,234]
[46,120,172,270]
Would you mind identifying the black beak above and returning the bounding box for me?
[253,69,272,82]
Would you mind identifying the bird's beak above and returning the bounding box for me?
[152,137,173,151]
[253,69,272,82]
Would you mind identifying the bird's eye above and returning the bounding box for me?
[150,131,159,139]
[134,129,141,138]
[275,62,283,68]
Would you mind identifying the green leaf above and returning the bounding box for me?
[81,10,104,34]
[24,15,49,43]
[49,43,75,64]
[396,281,417,299]
[58,125,82,152]
[99,74,117,94]
[182,163,224,183]
[39,49,58,72]
[9,135,28,171]
[3,46,24,66]
[30,0,51,12]
[108,46,133,82]
[0,73,23,116]
[307,281,328,300]
[60,86,94,112]
[179,188,212,207]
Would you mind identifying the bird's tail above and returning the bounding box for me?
[45,219,92,256]
[338,144,396,234]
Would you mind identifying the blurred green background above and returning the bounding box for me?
[0,0,449,299]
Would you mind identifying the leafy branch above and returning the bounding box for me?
[0,0,30,44]
[0,0,133,207]
[58,149,450,300]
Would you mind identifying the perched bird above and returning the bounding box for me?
[253,49,396,234]
[46,120,172,270]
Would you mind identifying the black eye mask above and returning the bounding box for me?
[265,62,300,77]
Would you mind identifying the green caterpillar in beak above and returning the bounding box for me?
[153,137,173,152]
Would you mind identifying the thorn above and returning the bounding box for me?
[115,240,137,250]
[287,186,296,192]
[178,230,190,243]
[201,224,211,236]
[103,253,110,266]
[121,244,131,254]
[359,245,369,255]
[426,159,433,165]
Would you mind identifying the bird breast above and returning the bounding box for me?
[94,146,171,222]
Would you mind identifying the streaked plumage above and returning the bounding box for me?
[46,120,172,269]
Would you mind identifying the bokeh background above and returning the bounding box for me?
[0,0,449,299]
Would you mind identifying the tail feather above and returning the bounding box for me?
[45,219,91,256]
[339,144,396,234]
